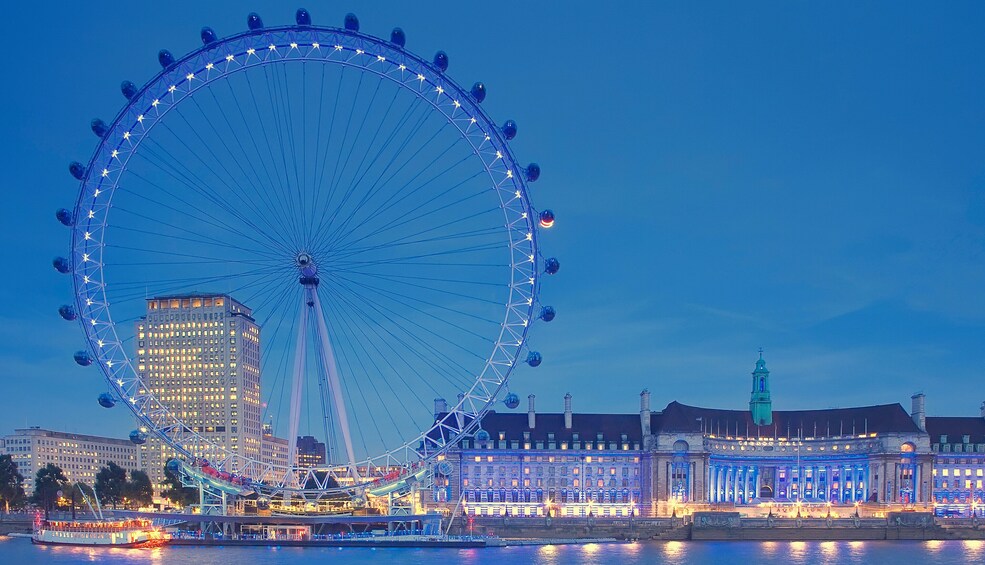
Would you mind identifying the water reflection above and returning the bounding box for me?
[819,541,837,560]
[962,539,984,560]
[846,540,864,560]
[536,543,558,565]
[663,541,684,558]
[788,540,807,562]
[5,539,985,564]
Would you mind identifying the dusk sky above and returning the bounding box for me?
[3,1,985,439]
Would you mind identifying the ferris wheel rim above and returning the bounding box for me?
[68,21,542,494]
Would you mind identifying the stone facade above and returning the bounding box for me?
[429,356,985,517]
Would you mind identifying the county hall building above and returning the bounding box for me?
[429,355,983,517]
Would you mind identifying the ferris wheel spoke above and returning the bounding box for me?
[328,217,504,264]
[322,319,384,461]
[311,86,416,246]
[334,256,506,309]
[115,168,291,256]
[159,106,305,252]
[319,76,387,227]
[328,274,487,364]
[103,264,287,292]
[309,66,347,231]
[243,70,305,250]
[332,170,489,254]
[307,94,442,247]
[316,123,466,251]
[259,286,301,425]
[105,244,283,265]
[214,77,302,240]
[104,266,289,304]
[258,64,305,249]
[333,271,500,343]
[310,70,367,243]
[330,241,509,270]
[275,62,306,239]
[324,286,443,411]
[107,221,284,260]
[323,282,475,398]
[132,140,297,255]
[323,281,478,395]
[182,94,302,248]
[325,137,480,251]
[331,271,505,325]
[320,296,413,448]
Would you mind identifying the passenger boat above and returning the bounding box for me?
[32,518,170,547]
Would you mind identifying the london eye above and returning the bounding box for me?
[53,8,560,503]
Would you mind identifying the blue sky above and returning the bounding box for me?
[3,2,985,439]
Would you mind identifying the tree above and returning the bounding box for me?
[161,467,197,507]
[124,470,153,509]
[0,454,25,513]
[30,464,67,520]
[94,462,127,509]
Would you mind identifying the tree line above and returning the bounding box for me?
[0,454,155,516]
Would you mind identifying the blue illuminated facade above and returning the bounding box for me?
[429,357,984,517]
[431,394,644,518]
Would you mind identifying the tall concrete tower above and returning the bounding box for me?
[749,350,773,426]
[135,294,262,494]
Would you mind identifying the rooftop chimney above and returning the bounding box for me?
[640,389,651,436]
[528,394,536,429]
[433,398,447,419]
[564,393,572,429]
[911,393,926,432]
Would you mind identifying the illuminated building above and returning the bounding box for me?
[261,422,289,470]
[646,356,932,515]
[431,394,645,518]
[297,435,326,468]
[0,427,141,496]
[135,294,262,494]
[430,355,947,517]
[926,406,985,515]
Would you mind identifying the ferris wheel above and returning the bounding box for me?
[53,9,560,498]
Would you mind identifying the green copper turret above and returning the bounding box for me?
[749,351,773,426]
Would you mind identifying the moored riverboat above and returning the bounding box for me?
[32,518,169,547]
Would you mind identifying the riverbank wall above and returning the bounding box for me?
[459,512,985,542]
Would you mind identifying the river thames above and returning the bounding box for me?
[2,537,983,564]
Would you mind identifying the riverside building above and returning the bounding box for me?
[431,355,977,517]
[926,410,985,513]
[135,294,262,493]
[0,427,142,496]
[430,394,644,518]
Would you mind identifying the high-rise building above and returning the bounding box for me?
[135,294,262,493]
[297,435,327,468]
[1,427,142,496]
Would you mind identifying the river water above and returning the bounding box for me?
[2,536,982,564]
